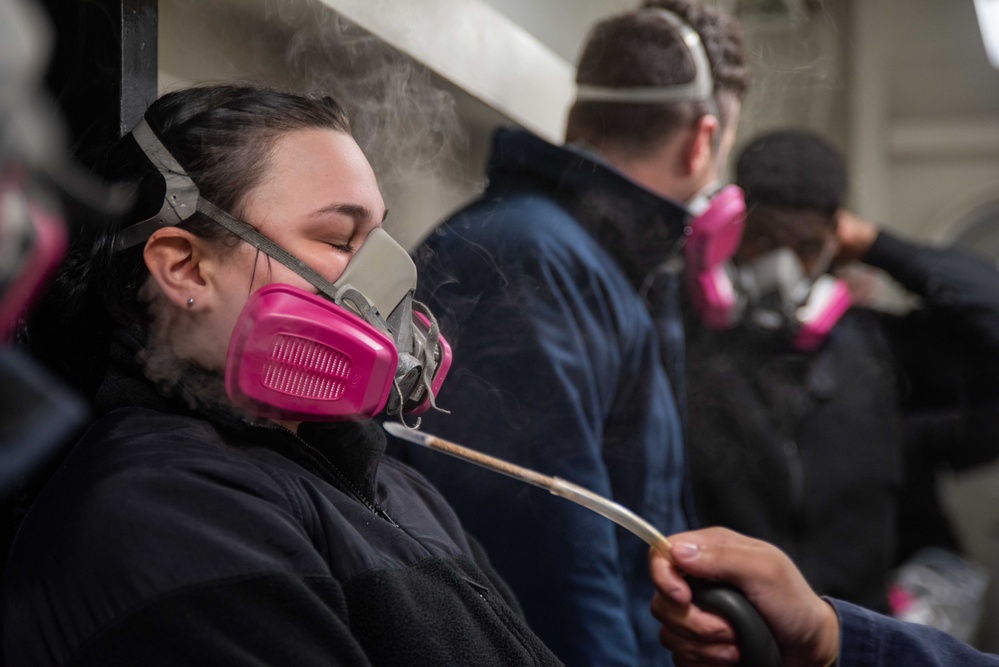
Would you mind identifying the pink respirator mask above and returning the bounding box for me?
[121,118,451,422]
[684,184,746,330]
[684,185,851,351]
[735,245,851,352]
[223,232,452,422]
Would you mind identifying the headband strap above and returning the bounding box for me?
[116,118,200,250]
[117,117,344,303]
[574,9,714,105]
[118,116,419,330]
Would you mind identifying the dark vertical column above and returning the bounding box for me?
[40,0,158,169]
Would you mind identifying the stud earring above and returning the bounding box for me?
[187,297,195,307]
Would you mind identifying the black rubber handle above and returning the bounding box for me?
[688,577,781,667]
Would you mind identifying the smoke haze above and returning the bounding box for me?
[264,0,467,196]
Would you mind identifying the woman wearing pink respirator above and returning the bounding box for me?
[4,85,560,667]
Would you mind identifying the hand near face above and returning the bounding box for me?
[649,527,840,667]
[834,209,880,263]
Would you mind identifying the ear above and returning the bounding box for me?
[143,227,212,309]
[683,114,720,177]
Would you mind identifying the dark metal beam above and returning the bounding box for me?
[40,0,158,170]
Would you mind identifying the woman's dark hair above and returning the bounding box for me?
[29,84,353,396]
[566,0,749,157]
[735,129,847,216]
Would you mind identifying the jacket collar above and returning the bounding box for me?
[485,128,691,288]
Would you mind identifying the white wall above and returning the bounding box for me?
[845,1,999,648]
[482,0,637,63]
[158,0,999,243]
[158,0,588,250]
[850,0,999,241]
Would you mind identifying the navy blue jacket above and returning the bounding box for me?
[393,128,692,667]
[2,331,561,666]
[833,598,999,666]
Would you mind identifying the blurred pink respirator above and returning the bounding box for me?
[684,184,851,351]
[0,170,68,341]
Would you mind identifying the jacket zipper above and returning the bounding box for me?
[259,422,399,527]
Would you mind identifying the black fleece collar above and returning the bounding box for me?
[94,326,387,499]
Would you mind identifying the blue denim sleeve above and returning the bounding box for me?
[831,598,999,666]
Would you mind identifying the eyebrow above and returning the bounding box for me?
[309,202,389,223]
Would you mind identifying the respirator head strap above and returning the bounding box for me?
[195,197,346,304]
[121,115,451,420]
[119,117,352,305]
[574,9,714,106]
[116,118,200,251]
[411,299,447,412]
[191,208,444,421]
[122,114,416,341]
[195,201,404,344]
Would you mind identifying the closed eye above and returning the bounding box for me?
[328,241,355,254]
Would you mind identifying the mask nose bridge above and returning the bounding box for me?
[331,227,417,321]
[738,247,808,306]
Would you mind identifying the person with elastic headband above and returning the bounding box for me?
[2,84,562,666]
[395,2,749,664]
[649,527,999,666]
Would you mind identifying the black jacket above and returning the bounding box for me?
[686,232,999,612]
[2,330,561,666]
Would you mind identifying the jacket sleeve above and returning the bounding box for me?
[832,598,999,667]
[861,231,999,469]
[862,231,999,350]
[411,217,655,666]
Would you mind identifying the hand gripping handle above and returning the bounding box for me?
[550,479,780,666]
[688,578,781,667]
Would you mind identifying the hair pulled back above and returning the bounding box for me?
[30,85,353,396]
